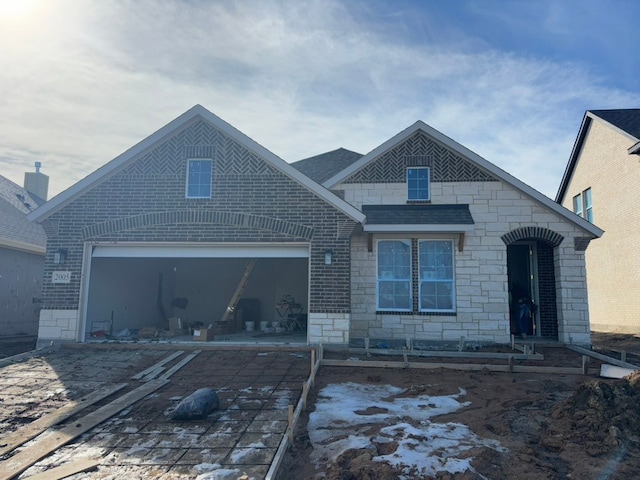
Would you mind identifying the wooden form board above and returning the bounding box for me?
[320,358,599,375]
[266,347,321,480]
[0,379,169,480]
[323,346,543,361]
[566,345,640,370]
[0,383,127,457]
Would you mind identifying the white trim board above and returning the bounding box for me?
[92,244,310,258]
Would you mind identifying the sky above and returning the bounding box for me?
[1,0,639,200]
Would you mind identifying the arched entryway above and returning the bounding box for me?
[502,227,564,340]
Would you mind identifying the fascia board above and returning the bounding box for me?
[555,113,591,204]
[0,238,46,254]
[27,105,365,224]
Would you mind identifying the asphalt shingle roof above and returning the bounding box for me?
[291,148,363,184]
[362,204,474,226]
[590,109,640,140]
[0,175,46,249]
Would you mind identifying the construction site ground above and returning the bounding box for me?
[0,333,639,479]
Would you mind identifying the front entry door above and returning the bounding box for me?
[507,243,539,337]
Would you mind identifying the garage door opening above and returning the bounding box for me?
[84,249,309,342]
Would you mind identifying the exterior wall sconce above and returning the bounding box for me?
[324,249,333,265]
[54,248,67,264]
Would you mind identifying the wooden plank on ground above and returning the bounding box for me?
[131,350,184,380]
[23,458,100,480]
[567,345,640,369]
[0,379,168,480]
[160,350,200,379]
[0,383,127,457]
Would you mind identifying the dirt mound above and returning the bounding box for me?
[550,378,640,455]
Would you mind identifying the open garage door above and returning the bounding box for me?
[84,244,309,341]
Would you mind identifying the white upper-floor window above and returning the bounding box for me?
[407,167,430,201]
[186,159,213,199]
[573,187,593,223]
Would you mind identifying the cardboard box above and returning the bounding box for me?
[193,328,213,341]
[168,317,185,333]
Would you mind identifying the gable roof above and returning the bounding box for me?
[556,109,640,203]
[0,175,46,254]
[27,105,365,224]
[291,148,363,184]
[324,120,602,239]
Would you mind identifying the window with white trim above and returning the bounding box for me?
[186,159,213,199]
[572,187,593,223]
[419,240,455,312]
[407,167,430,201]
[377,240,412,311]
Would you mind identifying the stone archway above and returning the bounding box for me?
[502,227,564,339]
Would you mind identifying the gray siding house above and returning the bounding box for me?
[0,173,47,337]
[27,105,602,347]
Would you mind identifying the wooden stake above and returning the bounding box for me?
[302,382,308,410]
[621,351,627,363]
[582,355,588,375]
[458,336,465,352]
[511,334,515,350]
[508,355,514,373]
[288,405,294,445]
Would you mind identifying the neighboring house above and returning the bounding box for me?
[556,109,640,334]
[0,170,48,337]
[27,105,602,347]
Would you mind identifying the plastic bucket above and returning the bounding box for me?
[260,321,269,331]
[245,321,255,332]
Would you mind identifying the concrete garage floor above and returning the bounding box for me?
[0,345,312,479]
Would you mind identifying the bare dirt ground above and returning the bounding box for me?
[2,335,640,479]
[277,333,640,480]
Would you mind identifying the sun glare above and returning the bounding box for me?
[0,0,38,19]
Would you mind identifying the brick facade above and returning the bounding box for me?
[33,108,598,346]
[38,118,357,344]
[560,119,640,334]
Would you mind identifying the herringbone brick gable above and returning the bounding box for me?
[343,131,497,183]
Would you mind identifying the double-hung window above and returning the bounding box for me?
[407,167,430,201]
[418,240,454,312]
[572,187,593,223]
[377,240,412,311]
[186,159,213,199]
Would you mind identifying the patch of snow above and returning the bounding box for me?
[308,382,506,476]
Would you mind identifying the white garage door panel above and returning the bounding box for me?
[92,245,309,258]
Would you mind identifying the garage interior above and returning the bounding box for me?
[84,249,309,342]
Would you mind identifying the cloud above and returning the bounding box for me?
[0,0,638,199]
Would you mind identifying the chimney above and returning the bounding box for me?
[24,161,49,201]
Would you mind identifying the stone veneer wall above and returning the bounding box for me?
[345,180,592,345]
